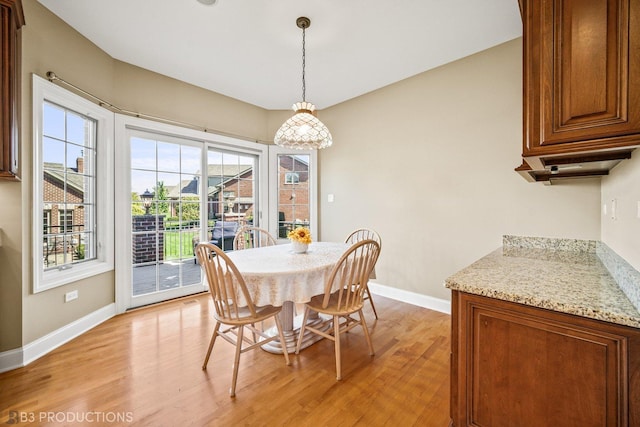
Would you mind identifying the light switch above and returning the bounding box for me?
[328,194,334,203]
[611,199,617,220]
[637,201,640,219]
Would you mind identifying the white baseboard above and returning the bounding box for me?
[0,347,24,373]
[367,281,451,315]
[0,303,116,373]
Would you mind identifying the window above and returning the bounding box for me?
[43,210,51,234]
[58,209,73,233]
[284,172,300,184]
[33,75,114,292]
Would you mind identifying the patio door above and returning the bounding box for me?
[115,116,267,311]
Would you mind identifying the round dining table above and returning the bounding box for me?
[226,241,349,353]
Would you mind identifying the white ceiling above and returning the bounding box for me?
[37,0,522,110]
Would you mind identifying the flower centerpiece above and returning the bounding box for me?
[288,226,312,253]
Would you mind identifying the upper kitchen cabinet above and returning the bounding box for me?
[0,0,24,181]
[517,0,640,182]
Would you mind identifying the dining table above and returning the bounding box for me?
[225,241,350,354]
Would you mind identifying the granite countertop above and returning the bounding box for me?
[445,236,640,329]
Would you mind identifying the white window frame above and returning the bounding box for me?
[32,75,114,292]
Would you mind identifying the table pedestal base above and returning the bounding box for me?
[261,301,332,354]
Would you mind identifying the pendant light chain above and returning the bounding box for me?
[301,24,306,102]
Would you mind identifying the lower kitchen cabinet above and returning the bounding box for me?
[450,291,640,427]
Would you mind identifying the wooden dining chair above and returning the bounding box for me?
[195,242,290,397]
[233,226,277,251]
[232,226,280,321]
[295,239,381,380]
[344,228,382,319]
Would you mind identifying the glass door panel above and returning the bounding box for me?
[129,133,204,305]
[270,153,318,241]
[204,149,258,249]
[269,146,317,243]
[277,154,310,238]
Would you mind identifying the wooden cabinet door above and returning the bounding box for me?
[522,0,640,157]
[450,292,640,427]
[0,0,24,180]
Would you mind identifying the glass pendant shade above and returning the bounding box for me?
[274,101,333,150]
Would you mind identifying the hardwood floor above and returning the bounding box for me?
[0,294,451,426]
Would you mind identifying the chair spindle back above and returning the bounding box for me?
[233,226,277,251]
[195,242,257,321]
[322,239,381,311]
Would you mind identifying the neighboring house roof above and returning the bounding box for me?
[166,165,255,200]
[278,155,309,172]
[166,179,199,199]
[43,162,85,195]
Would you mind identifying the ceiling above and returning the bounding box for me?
[37,0,522,110]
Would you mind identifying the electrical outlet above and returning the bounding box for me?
[65,290,78,302]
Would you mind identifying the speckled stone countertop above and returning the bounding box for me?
[445,236,640,329]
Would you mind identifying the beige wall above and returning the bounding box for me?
[601,153,640,271]
[0,183,22,350]
[112,62,270,143]
[315,38,602,301]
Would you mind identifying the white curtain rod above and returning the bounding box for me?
[45,71,268,145]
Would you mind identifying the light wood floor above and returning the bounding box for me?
[0,294,451,426]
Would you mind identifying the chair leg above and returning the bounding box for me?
[365,285,379,319]
[230,325,244,397]
[273,315,291,365]
[250,322,258,343]
[295,306,311,354]
[202,322,221,370]
[359,309,375,356]
[334,315,342,380]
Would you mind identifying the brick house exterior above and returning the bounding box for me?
[43,158,86,264]
[276,155,310,228]
[208,167,255,220]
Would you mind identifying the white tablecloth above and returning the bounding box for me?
[226,241,349,307]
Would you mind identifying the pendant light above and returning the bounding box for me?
[274,17,333,150]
